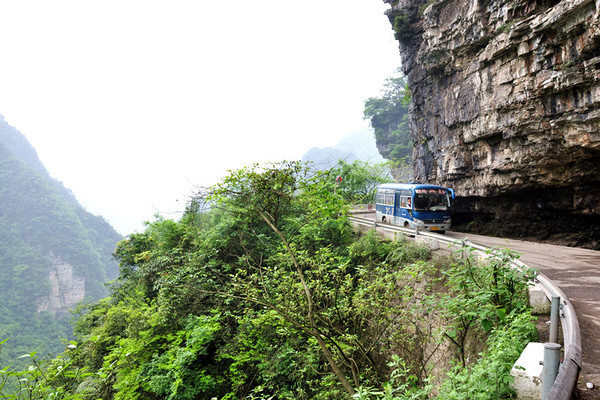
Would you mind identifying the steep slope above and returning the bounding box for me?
[0,114,122,365]
[383,0,600,247]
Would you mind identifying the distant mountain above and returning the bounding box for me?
[0,114,122,366]
[302,128,383,169]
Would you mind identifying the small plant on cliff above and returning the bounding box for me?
[418,0,437,16]
[392,13,413,41]
[497,21,514,33]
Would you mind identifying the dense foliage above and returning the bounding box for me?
[363,69,412,164]
[0,116,122,373]
[1,161,538,399]
[325,160,392,204]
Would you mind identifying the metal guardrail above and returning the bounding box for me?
[349,215,582,400]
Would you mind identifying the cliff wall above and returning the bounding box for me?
[37,254,86,316]
[384,0,600,247]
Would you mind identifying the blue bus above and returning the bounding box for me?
[375,183,455,233]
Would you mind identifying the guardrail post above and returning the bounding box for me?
[542,343,562,400]
[550,296,560,343]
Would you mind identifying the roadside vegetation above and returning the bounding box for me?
[1,161,537,399]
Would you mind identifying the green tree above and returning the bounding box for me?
[15,161,537,400]
[204,161,357,395]
[327,160,392,204]
[364,69,412,165]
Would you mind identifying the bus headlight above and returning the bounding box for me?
[444,219,451,224]
[413,218,424,225]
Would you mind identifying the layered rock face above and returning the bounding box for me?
[37,254,86,316]
[384,0,600,247]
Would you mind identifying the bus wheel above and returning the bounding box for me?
[403,221,410,228]
[382,216,387,224]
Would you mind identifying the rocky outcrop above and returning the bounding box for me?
[37,254,85,315]
[383,0,600,247]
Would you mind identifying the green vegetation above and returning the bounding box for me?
[326,160,393,204]
[0,116,122,375]
[497,22,515,33]
[418,0,438,16]
[0,161,537,399]
[364,69,413,179]
[392,13,413,41]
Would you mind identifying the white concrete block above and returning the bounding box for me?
[511,342,544,399]
[528,284,551,315]
[415,236,440,250]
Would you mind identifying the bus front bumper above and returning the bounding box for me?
[411,220,451,232]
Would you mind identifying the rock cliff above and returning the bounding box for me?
[37,254,86,315]
[383,0,600,247]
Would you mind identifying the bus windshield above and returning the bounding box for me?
[413,189,450,212]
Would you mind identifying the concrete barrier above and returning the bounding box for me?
[528,284,552,315]
[511,342,545,399]
[415,235,440,250]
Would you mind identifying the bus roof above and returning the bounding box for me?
[377,183,450,191]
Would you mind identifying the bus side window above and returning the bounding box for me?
[399,196,412,208]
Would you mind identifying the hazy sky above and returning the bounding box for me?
[0,1,401,235]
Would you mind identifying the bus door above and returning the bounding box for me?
[377,189,394,223]
[382,196,394,222]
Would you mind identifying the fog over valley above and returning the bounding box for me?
[0,1,400,234]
